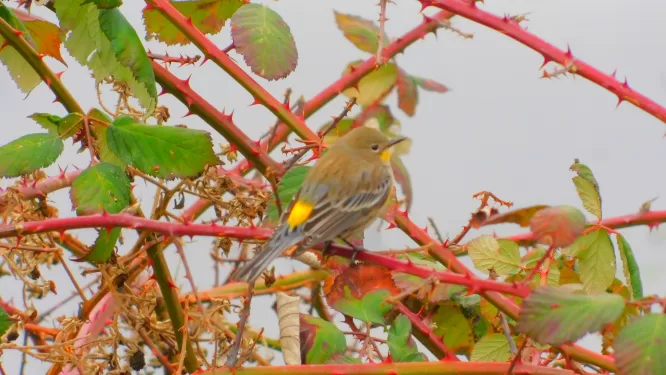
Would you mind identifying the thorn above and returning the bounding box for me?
[622,77,630,89]
[158,87,168,96]
[183,110,194,118]
[610,69,617,79]
[184,97,193,107]
[616,96,624,108]
[422,14,434,23]
[564,44,573,60]
[539,56,552,70]
[186,17,194,25]
[44,77,51,86]
[422,224,429,234]
[55,71,65,80]
[52,97,60,104]
[249,97,261,107]
[12,30,24,37]
[227,110,235,122]
[283,97,290,110]
[199,55,209,66]
[167,279,178,289]
[183,74,192,88]
[417,0,431,12]
[502,14,510,22]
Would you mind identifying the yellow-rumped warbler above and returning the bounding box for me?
[233,126,407,283]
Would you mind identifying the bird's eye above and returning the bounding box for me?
[371,144,379,151]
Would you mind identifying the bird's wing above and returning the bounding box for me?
[297,170,393,245]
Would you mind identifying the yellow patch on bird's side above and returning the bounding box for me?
[381,149,392,162]
[287,200,314,229]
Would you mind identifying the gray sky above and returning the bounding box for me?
[1,0,666,372]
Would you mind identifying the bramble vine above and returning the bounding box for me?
[0,0,665,374]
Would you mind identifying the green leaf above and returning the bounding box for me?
[265,166,310,224]
[89,110,124,166]
[70,162,131,215]
[28,113,84,138]
[576,229,616,294]
[29,113,63,136]
[0,306,12,337]
[614,314,666,375]
[0,133,63,178]
[70,163,131,262]
[231,4,298,81]
[0,4,42,94]
[104,116,219,180]
[431,302,474,351]
[325,354,362,364]
[470,333,512,362]
[397,69,418,116]
[82,0,123,9]
[570,160,601,220]
[412,76,450,93]
[615,234,643,300]
[466,236,521,276]
[342,61,398,106]
[299,314,347,364]
[83,227,121,264]
[58,113,85,138]
[333,12,386,54]
[529,205,586,248]
[516,285,625,345]
[331,289,393,325]
[98,8,156,111]
[143,0,243,46]
[387,314,427,362]
[55,0,156,113]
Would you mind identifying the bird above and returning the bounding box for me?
[232,125,407,283]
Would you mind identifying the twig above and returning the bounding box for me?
[395,302,458,360]
[55,252,88,303]
[500,313,518,355]
[225,283,254,367]
[427,217,446,244]
[376,0,389,65]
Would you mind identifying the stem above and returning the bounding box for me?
[147,242,199,372]
[195,362,577,375]
[145,0,319,142]
[396,302,457,360]
[393,212,617,371]
[0,17,83,114]
[425,0,666,125]
[0,213,272,240]
[152,62,283,179]
[231,8,462,176]
[182,269,329,303]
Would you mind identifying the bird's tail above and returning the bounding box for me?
[232,226,303,283]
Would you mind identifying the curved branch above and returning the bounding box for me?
[145,0,319,142]
[424,0,666,125]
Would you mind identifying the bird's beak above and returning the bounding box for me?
[383,136,408,151]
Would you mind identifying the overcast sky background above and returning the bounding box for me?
[2,0,666,372]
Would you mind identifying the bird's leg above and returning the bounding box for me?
[321,240,333,258]
[342,239,364,265]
